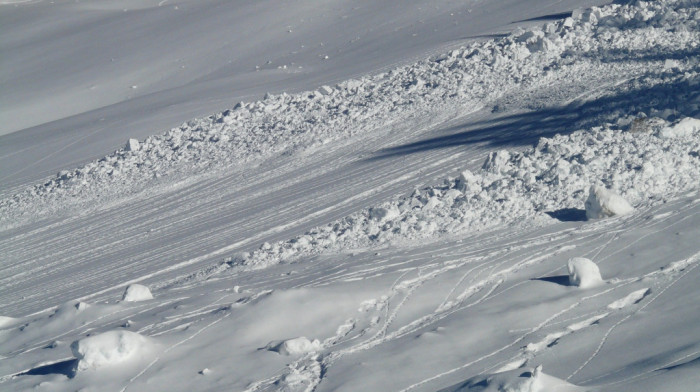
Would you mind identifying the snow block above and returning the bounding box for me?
[125,138,140,152]
[659,117,700,138]
[71,330,151,372]
[456,169,481,194]
[122,284,154,302]
[266,337,322,356]
[369,206,400,222]
[568,257,603,288]
[584,185,633,220]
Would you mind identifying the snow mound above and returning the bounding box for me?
[121,284,154,302]
[660,117,700,138]
[442,366,582,392]
[568,257,604,289]
[584,185,634,220]
[266,337,322,356]
[0,316,20,328]
[70,330,153,372]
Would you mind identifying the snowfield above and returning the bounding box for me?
[2,0,700,391]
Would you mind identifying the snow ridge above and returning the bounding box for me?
[228,117,700,269]
[3,0,699,228]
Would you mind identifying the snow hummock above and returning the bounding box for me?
[584,185,634,220]
[121,284,154,302]
[660,117,700,139]
[70,330,153,372]
[567,257,604,288]
[442,366,582,392]
[266,337,322,356]
[0,315,20,328]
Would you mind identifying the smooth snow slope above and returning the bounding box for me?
[0,0,610,192]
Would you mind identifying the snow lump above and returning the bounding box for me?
[584,185,634,220]
[266,337,322,356]
[567,257,603,288]
[70,330,152,372]
[121,284,154,302]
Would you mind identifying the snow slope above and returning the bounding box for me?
[2,0,700,391]
[0,0,611,192]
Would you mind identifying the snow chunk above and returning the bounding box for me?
[266,337,322,356]
[585,185,634,220]
[71,330,152,372]
[659,117,700,138]
[125,138,140,152]
[121,284,153,302]
[369,205,400,222]
[568,257,603,288]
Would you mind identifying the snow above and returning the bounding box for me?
[266,337,323,356]
[121,284,154,302]
[567,257,604,289]
[441,366,583,392]
[584,185,634,220]
[2,0,700,391]
[660,117,700,138]
[70,330,153,372]
[125,139,141,152]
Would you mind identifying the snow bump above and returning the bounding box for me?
[568,257,604,288]
[70,330,153,372]
[121,284,154,302]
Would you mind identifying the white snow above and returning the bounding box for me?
[121,284,154,302]
[2,0,700,391]
[567,257,604,289]
[584,185,635,220]
[441,366,582,392]
[607,288,650,310]
[70,330,153,372]
[125,138,141,152]
[660,117,700,138]
[266,337,322,356]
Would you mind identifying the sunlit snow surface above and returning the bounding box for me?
[2,0,700,391]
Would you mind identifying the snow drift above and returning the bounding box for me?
[441,366,583,392]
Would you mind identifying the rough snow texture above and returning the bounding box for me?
[584,185,634,220]
[567,257,604,288]
[121,284,154,302]
[3,0,699,227]
[229,117,700,269]
[70,330,151,372]
[660,117,700,138]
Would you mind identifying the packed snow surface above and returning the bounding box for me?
[2,0,700,391]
